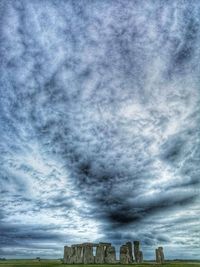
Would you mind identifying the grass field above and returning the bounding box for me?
[0,260,200,267]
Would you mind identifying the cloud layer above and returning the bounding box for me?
[0,0,200,259]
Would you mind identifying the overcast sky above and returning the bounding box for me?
[0,0,200,260]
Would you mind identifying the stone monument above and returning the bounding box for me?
[126,241,133,262]
[64,242,116,264]
[133,240,140,263]
[139,250,143,263]
[105,245,116,263]
[155,246,164,264]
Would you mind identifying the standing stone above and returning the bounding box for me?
[64,246,77,264]
[95,244,106,263]
[83,244,94,264]
[64,246,72,264]
[72,248,76,264]
[71,246,77,263]
[76,245,84,263]
[133,241,140,263]
[105,246,116,263]
[120,244,130,264]
[126,242,133,263]
[95,243,112,264]
[71,244,83,263]
[156,249,160,263]
[64,242,118,264]
[155,247,164,264]
[159,247,164,263]
[64,246,76,264]
[139,251,143,263]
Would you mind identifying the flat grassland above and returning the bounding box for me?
[1,260,200,267]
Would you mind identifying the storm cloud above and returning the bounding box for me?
[0,0,200,259]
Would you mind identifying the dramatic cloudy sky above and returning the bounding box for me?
[0,0,200,260]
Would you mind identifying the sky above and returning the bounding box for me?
[0,0,200,260]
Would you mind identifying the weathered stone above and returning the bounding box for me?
[155,247,164,264]
[64,241,143,264]
[95,243,115,264]
[126,242,133,263]
[133,241,140,263]
[120,244,130,264]
[105,246,116,263]
[71,247,77,264]
[99,242,111,246]
[64,246,70,264]
[82,242,97,247]
[64,246,74,264]
[156,249,160,263]
[95,244,106,264]
[67,244,84,264]
[83,245,94,264]
[64,246,76,264]
[76,246,84,263]
[64,243,96,264]
[159,247,164,263]
[139,251,143,263]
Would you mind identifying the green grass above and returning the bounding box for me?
[0,260,200,267]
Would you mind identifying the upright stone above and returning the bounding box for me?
[71,244,83,263]
[155,247,164,264]
[133,241,140,263]
[155,249,160,263]
[64,246,72,264]
[126,242,133,263]
[159,247,164,264]
[105,246,116,263]
[64,246,76,264]
[139,251,143,263]
[71,246,77,263]
[95,244,106,263]
[120,244,129,264]
[83,244,94,264]
[76,245,84,263]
